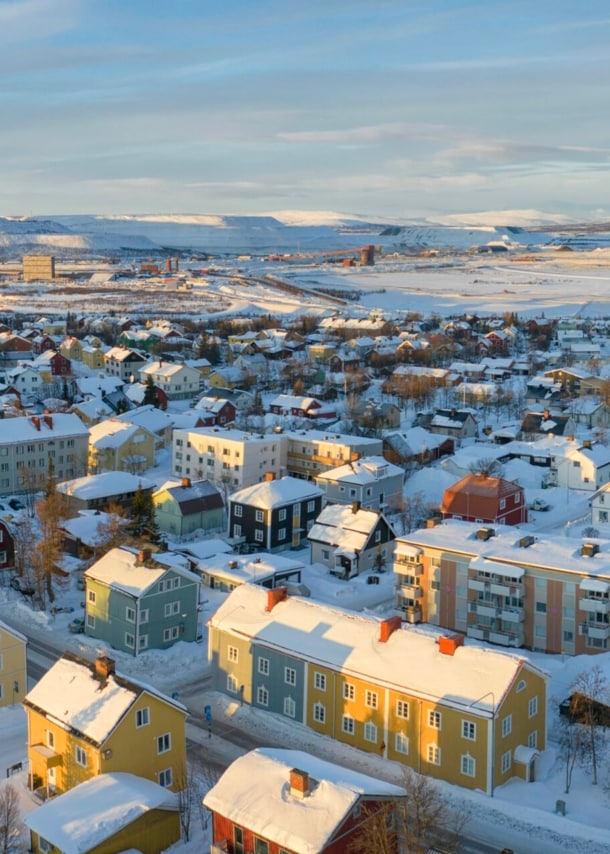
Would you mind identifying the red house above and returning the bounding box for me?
[204,748,405,854]
[441,473,527,526]
[0,521,15,572]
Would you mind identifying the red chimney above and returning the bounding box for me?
[438,634,465,656]
[43,413,53,429]
[290,768,310,799]
[266,587,287,612]
[379,616,402,643]
[31,416,40,431]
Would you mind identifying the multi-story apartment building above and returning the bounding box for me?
[0,413,89,495]
[284,430,383,481]
[172,427,287,491]
[103,346,148,382]
[393,519,610,655]
[314,455,404,511]
[208,584,548,795]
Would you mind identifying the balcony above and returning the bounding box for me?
[580,597,610,615]
[499,607,525,623]
[489,629,524,648]
[472,602,500,618]
[579,622,610,640]
[394,556,424,573]
[468,578,487,592]
[397,580,423,598]
[467,626,489,642]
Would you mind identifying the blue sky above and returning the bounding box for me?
[1,0,610,220]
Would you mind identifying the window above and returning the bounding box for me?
[256,686,269,706]
[342,715,355,735]
[461,720,476,740]
[344,683,355,701]
[284,666,296,686]
[364,721,378,743]
[88,590,96,604]
[314,672,326,691]
[159,768,172,788]
[126,607,135,623]
[163,626,179,642]
[516,679,526,693]
[396,700,409,720]
[395,732,409,755]
[136,707,150,728]
[255,529,264,542]
[307,500,315,513]
[86,614,95,629]
[278,528,286,541]
[138,634,148,651]
[233,524,242,537]
[227,673,238,693]
[313,702,326,723]
[234,504,242,517]
[279,508,286,521]
[164,601,180,617]
[258,657,269,675]
[38,838,52,853]
[499,498,506,509]
[461,754,476,778]
[283,696,296,718]
[535,601,547,613]
[365,690,378,709]
[140,609,149,624]
[528,696,538,718]
[75,745,87,767]
[563,630,574,642]
[428,710,442,730]
[255,510,264,523]
[528,730,538,749]
[228,646,239,663]
[427,744,441,765]
[254,839,269,854]
[125,633,135,649]
[502,714,512,737]
[157,733,171,754]
[501,750,512,773]
[47,731,55,749]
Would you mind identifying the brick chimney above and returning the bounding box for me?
[266,587,287,612]
[379,616,401,643]
[137,548,152,564]
[181,477,191,488]
[351,500,361,514]
[95,656,116,679]
[265,472,275,482]
[438,634,465,656]
[31,416,40,431]
[290,768,310,799]
[43,413,53,429]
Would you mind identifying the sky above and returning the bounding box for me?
[2,0,610,221]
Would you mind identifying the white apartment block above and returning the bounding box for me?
[0,413,89,495]
[172,427,288,492]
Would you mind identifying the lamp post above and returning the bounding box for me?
[469,691,496,797]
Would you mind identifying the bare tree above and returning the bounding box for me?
[554,709,587,794]
[0,783,21,854]
[468,457,504,479]
[347,801,400,854]
[571,665,608,785]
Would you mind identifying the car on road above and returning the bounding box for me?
[8,498,24,511]
[68,617,85,634]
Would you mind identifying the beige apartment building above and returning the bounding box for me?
[394,519,610,656]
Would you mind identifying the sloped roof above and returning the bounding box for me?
[230,476,323,509]
[204,748,404,854]
[24,772,179,854]
[155,478,224,514]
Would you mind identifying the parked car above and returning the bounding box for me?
[530,498,551,511]
[8,498,24,511]
[68,617,85,634]
[10,576,35,596]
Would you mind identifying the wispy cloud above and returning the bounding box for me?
[0,0,84,43]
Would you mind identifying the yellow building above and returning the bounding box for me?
[23,255,55,281]
[0,619,27,706]
[88,418,156,474]
[25,772,181,854]
[209,585,549,794]
[81,344,106,370]
[23,653,186,797]
[59,336,84,362]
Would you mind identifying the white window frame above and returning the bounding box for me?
[125,606,136,623]
[428,710,442,730]
[74,744,87,768]
[502,714,512,737]
[427,744,441,765]
[228,645,239,663]
[313,702,326,723]
[501,750,512,774]
[461,753,476,778]
[314,672,326,691]
[396,700,409,720]
[159,768,172,788]
[227,673,238,693]
[343,683,355,701]
[364,721,378,743]
[461,720,476,740]
[395,732,409,755]
[284,666,296,686]
[365,690,378,709]
[135,707,150,728]
[157,733,171,754]
[283,696,296,718]
[528,696,538,718]
[258,656,270,676]
[256,686,269,706]
[342,715,355,735]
